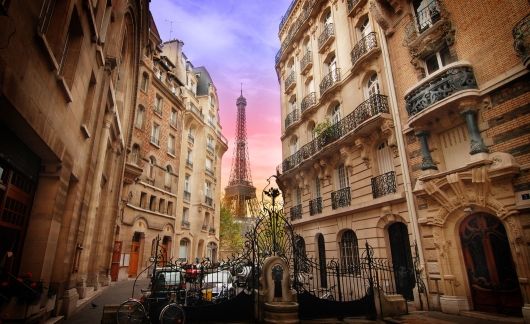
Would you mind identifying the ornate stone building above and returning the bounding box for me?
[275,0,422,304]
[0,0,149,320]
[371,0,530,319]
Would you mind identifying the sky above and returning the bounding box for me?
[151,0,291,198]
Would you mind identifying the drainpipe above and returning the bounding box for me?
[377,25,427,278]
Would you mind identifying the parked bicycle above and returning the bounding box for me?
[309,284,336,301]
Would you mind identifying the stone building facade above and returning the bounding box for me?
[275,0,421,304]
[0,0,149,319]
[371,0,530,319]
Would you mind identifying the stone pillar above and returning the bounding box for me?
[415,131,438,170]
[77,109,114,296]
[461,109,488,154]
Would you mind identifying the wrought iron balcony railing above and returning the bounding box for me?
[351,32,378,67]
[371,171,396,198]
[181,220,190,229]
[186,159,193,168]
[205,196,213,207]
[202,224,208,231]
[301,92,317,113]
[284,71,296,92]
[207,143,215,152]
[513,14,530,67]
[205,168,214,176]
[309,197,322,215]
[331,187,351,210]
[415,0,441,33]
[285,108,300,129]
[209,227,216,235]
[319,68,341,95]
[300,50,313,74]
[290,204,303,220]
[188,134,195,144]
[280,94,389,173]
[404,64,478,117]
[318,23,335,50]
[183,190,191,202]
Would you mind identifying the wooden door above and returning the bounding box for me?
[388,222,415,300]
[460,213,523,315]
[110,241,122,281]
[128,241,140,278]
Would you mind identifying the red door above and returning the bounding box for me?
[128,241,140,278]
[110,241,122,281]
[460,213,523,315]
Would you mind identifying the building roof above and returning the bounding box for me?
[193,66,214,96]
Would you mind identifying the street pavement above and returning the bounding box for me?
[63,278,149,324]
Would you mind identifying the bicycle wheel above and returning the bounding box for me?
[116,299,146,324]
[159,303,185,324]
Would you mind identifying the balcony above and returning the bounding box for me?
[285,108,300,129]
[181,220,190,230]
[290,204,302,221]
[318,23,335,52]
[404,63,478,118]
[207,143,215,153]
[371,171,396,198]
[183,190,191,202]
[205,168,214,177]
[209,227,216,235]
[351,32,378,70]
[301,92,317,114]
[186,159,193,168]
[319,69,341,95]
[284,71,296,93]
[279,94,389,174]
[205,196,213,207]
[347,0,363,16]
[188,134,194,144]
[309,197,322,215]
[300,51,313,74]
[513,14,530,68]
[415,0,441,33]
[202,224,208,231]
[331,187,351,210]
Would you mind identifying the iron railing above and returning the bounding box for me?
[319,68,341,95]
[209,227,216,235]
[285,107,300,129]
[207,143,215,152]
[513,14,530,66]
[309,197,322,215]
[415,0,441,32]
[351,32,378,67]
[186,159,193,168]
[188,134,194,143]
[300,50,313,73]
[301,92,317,113]
[181,220,190,229]
[280,94,389,173]
[290,204,303,220]
[318,23,335,49]
[205,196,213,207]
[371,171,396,198]
[404,65,478,117]
[284,70,296,91]
[183,190,191,202]
[205,168,214,176]
[331,187,351,209]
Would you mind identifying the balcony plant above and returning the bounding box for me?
[313,119,331,137]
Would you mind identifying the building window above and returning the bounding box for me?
[366,73,380,98]
[413,0,441,32]
[205,181,212,198]
[423,45,456,76]
[165,165,172,189]
[158,199,165,213]
[131,144,140,164]
[151,123,160,146]
[295,187,302,205]
[206,158,213,173]
[149,195,156,211]
[170,108,178,127]
[331,103,341,124]
[376,142,393,175]
[167,201,173,215]
[314,177,321,198]
[140,192,147,208]
[60,10,84,88]
[154,94,163,114]
[206,242,218,263]
[140,72,149,92]
[359,16,372,38]
[339,230,359,273]
[290,136,298,155]
[183,207,189,222]
[184,174,190,192]
[179,238,190,262]
[149,156,156,179]
[135,105,145,129]
[168,134,175,155]
[337,164,348,189]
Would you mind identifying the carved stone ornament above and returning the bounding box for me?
[505,215,523,246]
[355,137,371,168]
[339,147,355,174]
[369,0,391,34]
[380,118,398,156]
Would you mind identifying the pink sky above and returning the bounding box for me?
[151,1,290,197]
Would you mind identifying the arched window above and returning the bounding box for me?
[149,156,156,179]
[290,136,299,154]
[366,73,380,98]
[179,238,190,262]
[140,72,149,92]
[165,165,172,189]
[135,105,145,128]
[331,103,341,124]
[359,16,372,38]
[131,144,140,164]
[339,230,359,273]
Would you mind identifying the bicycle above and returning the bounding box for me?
[116,293,185,324]
[309,284,336,301]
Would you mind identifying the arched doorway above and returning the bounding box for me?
[388,222,414,300]
[459,213,523,315]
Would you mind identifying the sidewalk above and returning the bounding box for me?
[385,310,524,324]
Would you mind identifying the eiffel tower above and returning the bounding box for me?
[224,88,259,219]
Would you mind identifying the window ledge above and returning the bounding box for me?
[80,124,91,139]
[56,74,73,103]
[167,152,176,158]
[37,32,59,71]
[150,141,160,148]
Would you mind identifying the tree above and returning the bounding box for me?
[219,206,243,255]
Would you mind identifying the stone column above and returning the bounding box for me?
[77,109,114,297]
[461,109,488,154]
[415,131,438,170]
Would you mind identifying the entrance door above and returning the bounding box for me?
[110,240,122,281]
[460,213,523,315]
[388,222,415,300]
[128,233,141,278]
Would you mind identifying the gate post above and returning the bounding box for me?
[335,262,342,302]
[365,241,378,320]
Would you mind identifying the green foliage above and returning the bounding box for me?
[220,206,243,252]
[313,119,331,136]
